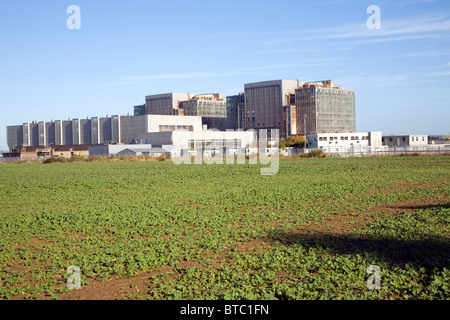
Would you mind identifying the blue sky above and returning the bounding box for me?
[1,0,449,151]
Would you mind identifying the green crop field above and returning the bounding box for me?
[0,156,449,300]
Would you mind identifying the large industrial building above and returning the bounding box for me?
[145,93,192,115]
[243,79,304,139]
[226,93,245,130]
[181,93,228,131]
[241,79,356,139]
[296,80,356,136]
[6,114,256,158]
[6,78,364,156]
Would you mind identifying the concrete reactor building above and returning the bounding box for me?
[296,80,356,136]
[6,78,365,157]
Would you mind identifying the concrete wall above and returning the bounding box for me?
[22,123,30,147]
[99,117,111,144]
[120,114,148,144]
[46,122,55,146]
[147,115,203,132]
[55,120,63,146]
[146,132,174,146]
[91,117,100,145]
[7,125,22,150]
[172,130,256,149]
[30,123,39,147]
[80,119,91,145]
[89,144,159,157]
[63,121,73,146]
[369,131,382,147]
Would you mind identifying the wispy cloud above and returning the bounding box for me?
[112,61,334,85]
[427,70,450,77]
[262,14,450,45]
[399,49,450,57]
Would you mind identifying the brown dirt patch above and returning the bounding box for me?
[289,194,448,236]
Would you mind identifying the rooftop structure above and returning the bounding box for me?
[181,93,226,118]
[145,93,192,115]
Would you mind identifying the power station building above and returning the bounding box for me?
[181,93,228,131]
[145,93,191,115]
[6,115,256,158]
[6,78,360,155]
[296,80,356,135]
[226,93,245,130]
[243,79,304,139]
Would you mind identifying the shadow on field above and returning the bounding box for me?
[390,202,450,212]
[267,231,450,268]
[268,202,450,268]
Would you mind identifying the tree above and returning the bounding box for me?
[282,135,306,148]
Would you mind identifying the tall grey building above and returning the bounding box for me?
[244,79,304,139]
[180,93,228,130]
[145,93,191,115]
[181,94,226,118]
[134,104,146,116]
[226,93,245,130]
[295,80,356,135]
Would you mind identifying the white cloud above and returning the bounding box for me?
[262,14,450,45]
[399,49,450,57]
[427,70,450,77]
[113,61,334,85]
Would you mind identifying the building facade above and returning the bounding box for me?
[296,80,356,136]
[307,132,382,149]
[179,93,227,131]
[244,79,304,139]
[145,93,192,115]
[134,104,146,116]
[226,93,245,130]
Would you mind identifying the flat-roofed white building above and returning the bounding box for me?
[146,129,256,151]
[382,135,428,147]
[307,131,384,152]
